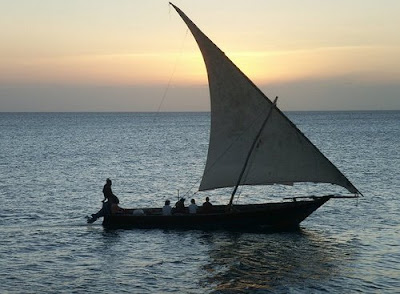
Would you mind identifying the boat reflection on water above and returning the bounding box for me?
[198,229,357,293]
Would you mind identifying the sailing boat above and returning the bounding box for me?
[99,3,361,230]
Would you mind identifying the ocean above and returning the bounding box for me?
[0,111,399,293]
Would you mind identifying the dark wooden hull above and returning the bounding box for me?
[102,196,331,231]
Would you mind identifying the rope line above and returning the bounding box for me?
[156,28,189,112]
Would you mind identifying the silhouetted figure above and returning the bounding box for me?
[87,178,119,223]
[102,178,119,205]
[162,199,172,216]
[174,198,186,213]
[202,197,213,213]
[188,199,198,214]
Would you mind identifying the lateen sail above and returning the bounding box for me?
[170,3,360,195]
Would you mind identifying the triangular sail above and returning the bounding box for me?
[170,3,360,195]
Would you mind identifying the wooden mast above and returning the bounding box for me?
[228,97,278,206]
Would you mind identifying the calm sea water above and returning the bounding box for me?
[0,111,399,293]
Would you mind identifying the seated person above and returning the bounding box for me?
[162,199,172,216]
[202,197,213,213]
[174,198,186,213]
[188,199,198,214]
[132,209,145,216]
[87,178,120,223]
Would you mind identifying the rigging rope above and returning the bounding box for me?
[181,174,203,200]
[161,7,271,203]
[155,25,196,201]
[156,28,189,112]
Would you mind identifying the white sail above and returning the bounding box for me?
[171,4,360,195]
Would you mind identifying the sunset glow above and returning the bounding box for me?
[1,0,399,111]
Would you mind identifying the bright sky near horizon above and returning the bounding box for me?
[1,0,399,111]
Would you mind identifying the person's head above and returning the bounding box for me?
[106,178,112,185]
[191,199,195,204]
[165,200,170,206]
[206,197,209,202]
[180,198,185,203]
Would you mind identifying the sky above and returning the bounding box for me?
[1,0,399,111]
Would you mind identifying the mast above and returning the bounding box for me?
[229,97,278,206]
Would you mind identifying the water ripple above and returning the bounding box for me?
[0,112,399,293]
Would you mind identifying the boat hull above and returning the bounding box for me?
[102,196,331,231]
